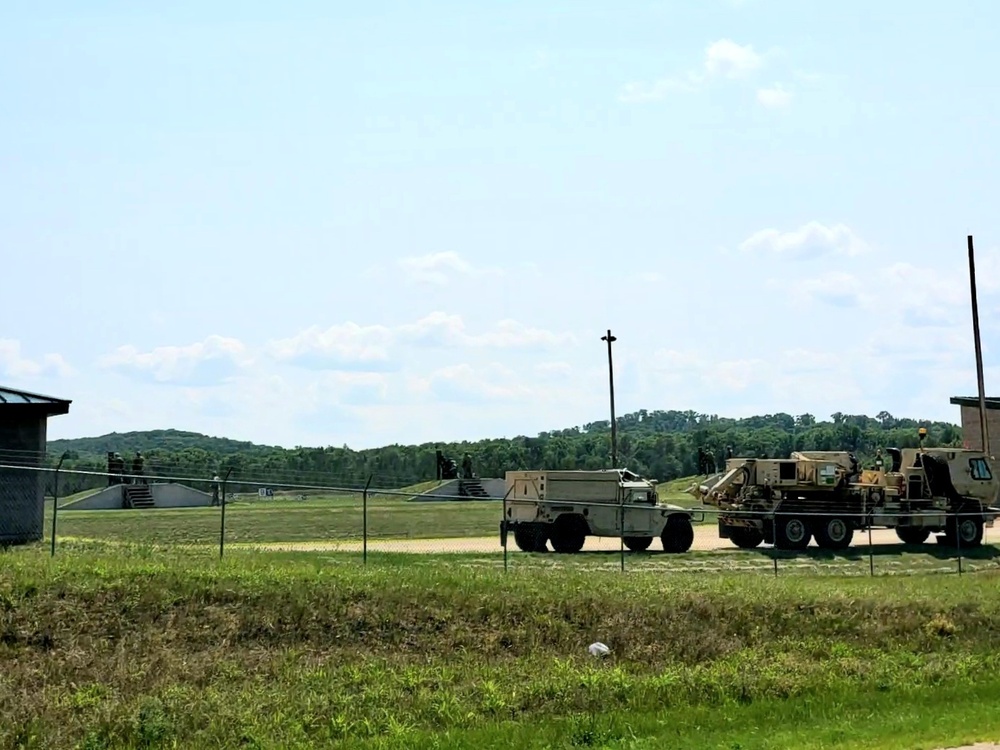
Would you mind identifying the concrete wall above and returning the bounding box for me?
[63,483,214,510]
[959,406,1000,452]
[0,417,46,544]
[410,478,506,502]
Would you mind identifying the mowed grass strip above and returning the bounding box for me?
[1,548,1000,748]
[47,484,704,547]
[47,496,504,545]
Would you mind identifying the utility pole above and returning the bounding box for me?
[601,329,618,468]
[968,235,991,456]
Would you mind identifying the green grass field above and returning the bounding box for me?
[47,480,705,548]
[1,546,1000,749]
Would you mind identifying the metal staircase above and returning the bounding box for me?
[122,484,155,509]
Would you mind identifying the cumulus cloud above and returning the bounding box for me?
[408,363,535,404]
[397,251,503,286]
[98,335,250,385]
[0,339,73,379]
[619,38,770,103]
[267,322,396,372]
[756,83,792,108]
[391,312,575,351]
[739,221,870,259]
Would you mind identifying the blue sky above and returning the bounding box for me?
[2,0,999,448]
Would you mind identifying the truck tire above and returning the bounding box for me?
[774,515,811,551]
[814,516,853,551]
[728,528,764,549]
[513,526,548,552]
[550,515,587,554]
[895,527,930,545]
[947,513,984,548]
[624,536,653,552]
[661,515,694,553]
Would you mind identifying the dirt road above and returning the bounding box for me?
[236,525,913,554]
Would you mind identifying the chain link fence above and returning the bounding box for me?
[0,461,997,577]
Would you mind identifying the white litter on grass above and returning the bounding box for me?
[588,641,610,657]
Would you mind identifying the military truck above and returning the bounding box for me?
[688,429,1000,550]
[500,468,695,553]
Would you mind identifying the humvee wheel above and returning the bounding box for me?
[774,515,811,551]
[549,515,587,554]
[814,516,853,551]
[895,527,930,545]
[728,528,764,549]
[513,526,548,552]
[624,536,653,552]
[661,515,694,554]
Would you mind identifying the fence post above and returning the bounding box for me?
[619,500,625,573]
[772,513,778,577]
[51,452,68,557]
[363,474,373,565]
[219,467,233,559]
[956,510,963,576]
[865,500,874,577]
[501,486,512,574]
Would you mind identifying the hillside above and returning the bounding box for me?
[44,409,963,497]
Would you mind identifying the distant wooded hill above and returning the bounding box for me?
[43,409,963,497]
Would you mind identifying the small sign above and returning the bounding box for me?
[258,488,274,498]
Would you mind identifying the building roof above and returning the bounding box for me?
[950,396,1000,411]
[0,386,71,416]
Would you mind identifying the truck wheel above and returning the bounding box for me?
[895,527,930,545]
[550,516,587,554]
[728,528,764,549]
[624,536,653,552]
[661,515,694,553]
[513,526,548,552]
[948,514,984,548]
[814,517,853,551]
[774,515,811,551]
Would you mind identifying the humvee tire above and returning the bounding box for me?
[661,514,694,553]
[513,525,548,552]
[624,536,653,552]
[549,515,588,554]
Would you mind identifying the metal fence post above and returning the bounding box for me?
[865,501,874,577]
[956,510,963,576]
[620,500,625,573]
[51,452,68,557]
[501,486,512,573]
[363,474,372,565]
[219,467,233,559]
[772,513,778,577]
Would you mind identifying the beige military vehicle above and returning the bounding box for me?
[689,428,1000,551]
[500,468,695,553]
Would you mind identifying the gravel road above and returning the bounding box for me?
[239,524,915,554]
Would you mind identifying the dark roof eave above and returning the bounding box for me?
[950,396,1000,410]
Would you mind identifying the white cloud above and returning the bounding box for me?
[0,339,73,379]
[739,221,870,259]
[397,251,503,286]
[98,335,251,385]
[267,322,396,371]
[396,312,575,350]
[704,39,763,79]
[619,38,770,103]
[756,83,792,108]
[408,363,537,404]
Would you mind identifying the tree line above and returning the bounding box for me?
[42,409,963,497]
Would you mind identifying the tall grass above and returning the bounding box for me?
[1,548,999,748]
